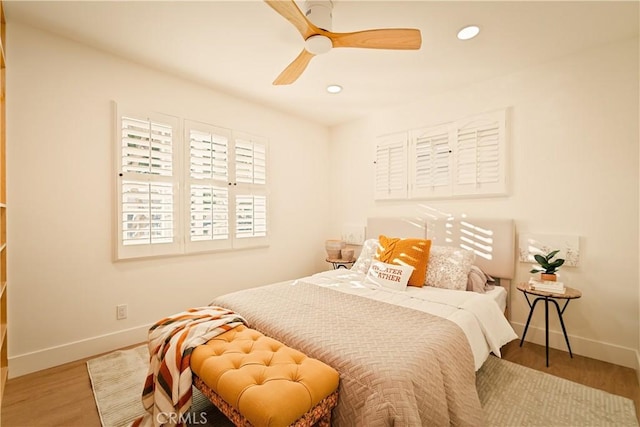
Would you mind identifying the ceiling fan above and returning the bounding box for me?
[265,0,422,85]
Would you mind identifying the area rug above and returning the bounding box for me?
[88,346,639,427]
[477,356,638,426]
[87,346,231,427]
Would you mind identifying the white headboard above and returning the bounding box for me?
[366,217,515,280]
[365,217,427,240]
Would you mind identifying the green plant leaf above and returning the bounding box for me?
[549,259,564,268]
[546,249,560,260]
[534,254,548,267]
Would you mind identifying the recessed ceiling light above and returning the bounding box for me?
[326,84,342,94]
[457,25,480,41]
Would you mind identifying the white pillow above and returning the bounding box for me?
[365,260,414,291]
[425,246,475,291]
[351,238,380,274]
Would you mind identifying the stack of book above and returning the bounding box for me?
[528,278,565,294]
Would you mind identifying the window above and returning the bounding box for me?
[233,134,268,249]
[117,110,181,259]
[452,111,506,196]
[374,109,507,200]
[115,106,268,260]
[374,132,408,200]
[409,124,452,199]
[185,121,232,253]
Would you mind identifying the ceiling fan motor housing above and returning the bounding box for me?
[304,0,333,31]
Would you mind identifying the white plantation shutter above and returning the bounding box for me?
[409,125,452,198]
[453,110,507,196]
[115,105,270,259]
[235,195,267,238]
[189,185,229,241]
[233,134,268,247]
[374,132,407,200]
[121,117,173,176]
[185,122,232,252]
[235,138,267,185]
[121,181,174,245]
[189,128,228,181]
[375,109,507,202]
[117,109,180,259]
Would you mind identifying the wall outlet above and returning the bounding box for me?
[116,304,128,320]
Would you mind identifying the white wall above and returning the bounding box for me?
[6,23,331,376]
[6,23,638,378]
[328,38,640,368]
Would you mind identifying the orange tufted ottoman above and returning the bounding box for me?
[191,325,339,427]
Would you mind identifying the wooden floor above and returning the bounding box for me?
[0,341,638,426]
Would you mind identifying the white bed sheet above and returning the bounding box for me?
[485,284,508,313]
[299,269,517,371]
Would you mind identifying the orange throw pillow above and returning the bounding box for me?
[376,235,432,287]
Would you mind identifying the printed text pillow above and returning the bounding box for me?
[365,260,414,291]
[376,235,431,287]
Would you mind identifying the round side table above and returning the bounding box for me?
[516,282,582,367]
[325,258,355,269]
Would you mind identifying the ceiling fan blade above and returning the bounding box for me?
[264,0,319,40]
[273,49,316,85]
[328,28,422,50]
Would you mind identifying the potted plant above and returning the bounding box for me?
[530,249,565,281]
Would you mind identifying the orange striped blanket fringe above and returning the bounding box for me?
[132,306,246,427]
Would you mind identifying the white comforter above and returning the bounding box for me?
[299,269,517,370]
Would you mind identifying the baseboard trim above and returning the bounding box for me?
[9,322,639,378]
[8,323,151,378]
[511,321,638,369]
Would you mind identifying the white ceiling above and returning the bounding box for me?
[5,1,639,127]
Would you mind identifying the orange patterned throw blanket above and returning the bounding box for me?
[132,307,246,427]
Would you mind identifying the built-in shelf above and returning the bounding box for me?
[0,0,7,407]
[0,3,4,69]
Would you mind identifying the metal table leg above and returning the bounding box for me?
[520,297,542,346]
[521,295,574,367]
[545,297,549,367]
[551,298,574,358]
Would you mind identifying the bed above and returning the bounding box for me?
[209,217,518,426]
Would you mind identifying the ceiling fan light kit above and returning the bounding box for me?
[265,0,423,85]
[305,34,332,55]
